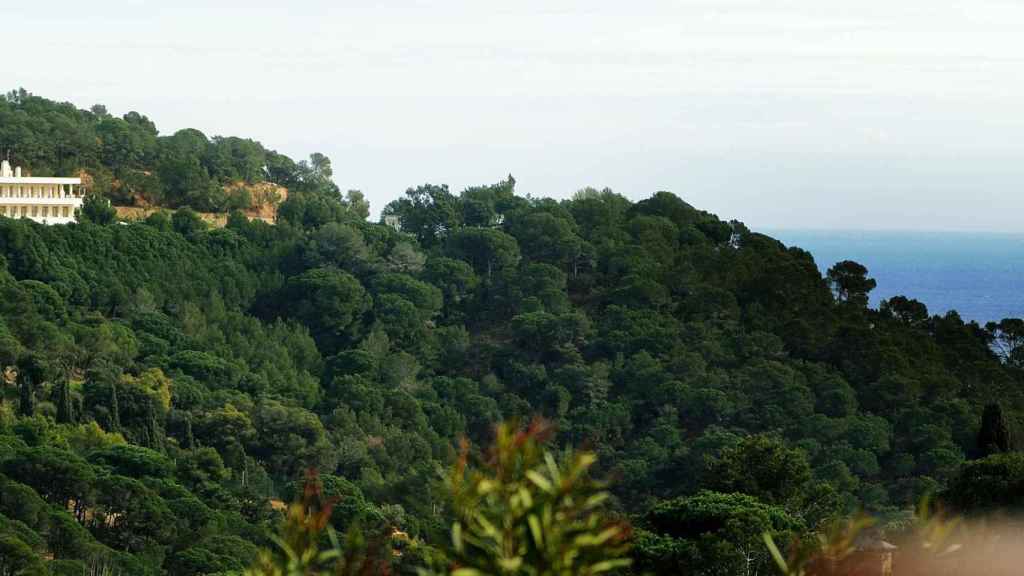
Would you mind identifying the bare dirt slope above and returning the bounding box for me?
[115,181,287,227]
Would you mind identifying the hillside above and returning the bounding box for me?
[0,90,1022,575]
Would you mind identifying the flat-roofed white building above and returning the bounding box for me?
[0,160,84,224]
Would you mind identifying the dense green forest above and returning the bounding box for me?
[1,90,1022,575]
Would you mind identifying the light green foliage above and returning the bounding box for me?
[435,420,631,576]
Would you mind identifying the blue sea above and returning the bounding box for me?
[766,230,1024,324]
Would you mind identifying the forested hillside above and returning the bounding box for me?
[1,90,1022,575]
[0,88,367,218]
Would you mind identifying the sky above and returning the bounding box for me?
[5,0,1024,231]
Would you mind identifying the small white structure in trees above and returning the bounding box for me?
[0,160,84,224]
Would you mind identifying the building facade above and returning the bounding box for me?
[0,160,84,224]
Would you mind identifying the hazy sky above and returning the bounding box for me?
[7,0,1024,231]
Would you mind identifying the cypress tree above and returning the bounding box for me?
[56,379,74,424]
[18,373,34,417]
[109,382,121,432]
[977,403,1012,457]
[183,412,195,449]
[146,406,162,451]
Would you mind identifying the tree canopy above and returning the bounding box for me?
[0,90,1022,575]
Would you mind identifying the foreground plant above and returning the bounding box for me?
[431,419,631,576]
[245,470,391,576]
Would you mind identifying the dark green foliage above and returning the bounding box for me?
[56,378,74,423]
[89,444,173,478]
[0,476,50,532]
[17,368,35,416]
[704,434,812,506]
[79,195,117,225]
[0,530,46,576]
[279,267,371,352]
[944,452,1024,513]
[0,90,321,214]
[382,184,461,248]
[826,260,876,307]
[50,559,89,576]
[1,446,95,508]
[445,227,520,281]
[976,403,1012,457]
[986,317,1024,368]
[0,91,1021,574]
[634,491,802,575]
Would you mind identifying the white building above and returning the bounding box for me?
[0,160,84,224]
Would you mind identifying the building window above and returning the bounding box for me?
[20,206,27,217]
[63,206,70,218]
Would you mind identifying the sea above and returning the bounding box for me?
[765,229,1024,324]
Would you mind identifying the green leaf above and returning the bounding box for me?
[528,513,543,546]
[526,470,554,493]
[452,521,464,552]
[590,558,633,573]
[763,531,790,575]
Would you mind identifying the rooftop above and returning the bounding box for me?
[0,160,81,184]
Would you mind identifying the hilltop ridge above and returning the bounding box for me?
[0,88,365,224]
